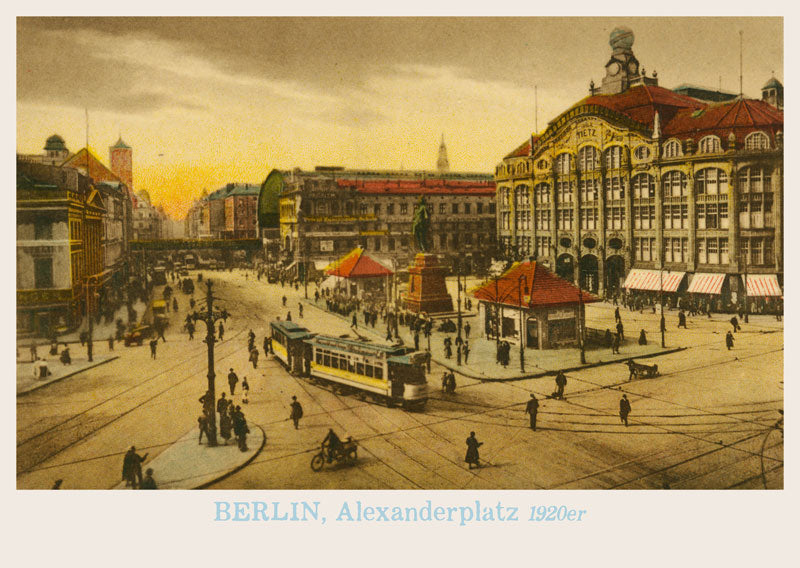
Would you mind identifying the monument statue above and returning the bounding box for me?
[411,196,430,252]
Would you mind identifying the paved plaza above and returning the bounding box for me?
[16,270,784,490]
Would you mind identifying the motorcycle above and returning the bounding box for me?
[310,438,358,471]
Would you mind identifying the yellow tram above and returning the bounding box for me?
[270,320,429,410]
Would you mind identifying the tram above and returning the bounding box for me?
[269,320,429,410]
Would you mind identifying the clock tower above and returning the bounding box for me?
[596,27,656,95]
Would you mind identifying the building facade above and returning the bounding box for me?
[132,190,168,241]
[17,160,105,336]
[276,166,496,277]
[223,183,260,239]
[495,27,783,307]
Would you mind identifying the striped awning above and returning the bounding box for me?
[687,273,726,295]
[744,274,782,297]
[623,269,686,292]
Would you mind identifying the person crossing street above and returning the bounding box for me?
[525,394,539,430]
[227,368,238,395]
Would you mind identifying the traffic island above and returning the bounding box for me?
[17,354,119,395]
[114,425,265,489]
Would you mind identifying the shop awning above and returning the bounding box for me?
[744,274,782,297]
[623,269,686,292]
[687,273,726,295]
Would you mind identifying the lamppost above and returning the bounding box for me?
[743,242,749,323]
[191,279,229,447]
[518,273,526,372]
[456,259,463,366]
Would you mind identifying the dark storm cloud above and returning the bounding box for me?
[17,19,207,113]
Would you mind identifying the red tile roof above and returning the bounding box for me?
[338,178,495,195]
[503,85,783,158]
[326,248,394,279]
[471,261,599,309]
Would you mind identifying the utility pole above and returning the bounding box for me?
[456,259,463,366]
[192,279,229,448]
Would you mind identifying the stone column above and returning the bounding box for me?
[728,162,740,273]
[773,164,783,274]
[686,164,696,272]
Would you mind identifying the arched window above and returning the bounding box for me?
[663,139,682,158]
[662,170,687,197]
[578,146,600,172]
[555,153,573,175]
[745,131,770,150]
[604,146,623,169]
[634,145,651,160]
[631,173,655,199]
[699,135,721,154]
[695,168,729,195]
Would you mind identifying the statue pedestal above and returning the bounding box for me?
[403,254,453,314]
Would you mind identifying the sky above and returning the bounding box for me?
[16,16,783,219]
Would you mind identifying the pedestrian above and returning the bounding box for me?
[108,336,114,351]
[462,341,470,364]
[286,311,292,322]
[190,298,196,310]
[289,395,303,429]
[156,320,166,342]
[464,431,483,469]
[140,468,157,490]
[525,394,539,430]
[441,372,449,393]
[444,338,452,359]
[299,303,303,318]
[218,321,225,341]
[616,321,624,340]
[555,370,567,399]
[121,446,148,488]
[80,331,88,346]
[242,378,250,404]
[219,406,233,445]
[414,330,420,351]
[638,329,647,345]
[464,321,471,338]
[60,345,71,365]
[149,338,158,359]
[614,306,621,323]
[619,394,631,427]
[678,310,687,329]
[730,316,740,333]
[227,368,238,395]
[386,328,393,341]
[249,347,259,369]
[187,321,195,340]
[217,392,229,417]
[725,330,734,350]
[446,372,456,394]
[198,414,208,444]
[612,332,621,354]
[172,297,178,312]
[282,295,287,307]
[351,313,357,328]
[232,406,249,452]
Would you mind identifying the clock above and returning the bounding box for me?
[608,61,621,75]
[628,61,639,75]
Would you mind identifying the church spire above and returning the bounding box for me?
[436,133,450,172]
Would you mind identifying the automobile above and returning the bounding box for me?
[123,324,153,347]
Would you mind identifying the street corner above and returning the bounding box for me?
[115,424,266,490]
[17,354,120,396]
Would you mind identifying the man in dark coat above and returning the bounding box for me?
[464,321,471,338]
[122,446,148,488]
[730,316,740,332]
[232,406,249,451]
[612,333,621,354]
[462,341,470,364]
[290,395,303,429]
[465,432,483,469]
[678,310,687,329]
[249,348,259,369]
[555,371,567,400]
[616,321,624,340]
[525,394,539,430]
[726,330,735,350]
[619,394,631,427]
[149,338,158,359]
[413,330,420,351]
[614,306,621,323]
[228,368,238,395]
[218,321,225,341]
[638,329,648,345]
[217,392,229,418]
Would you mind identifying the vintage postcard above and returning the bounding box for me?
[15,16,783,498]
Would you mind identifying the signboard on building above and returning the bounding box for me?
[548,309,574,321]
[320,240,334,252]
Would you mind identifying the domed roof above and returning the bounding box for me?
[610,26,635,51]
[762,76,782,90]
[44,134,67,152]
[137,189,151,203]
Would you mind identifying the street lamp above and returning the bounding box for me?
[743,242,749,323]
[456,259,463,366]
[191,279,229,447]
[518,273,526,372]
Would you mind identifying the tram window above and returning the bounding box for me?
[348,360,355,373]
[356,362,365,375]
[316,351,322,364]
[365,364,374,378]
[323,352,331,366]
[329,355,338,369]
[375,366,384,379]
